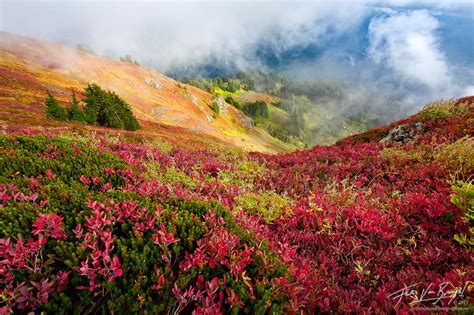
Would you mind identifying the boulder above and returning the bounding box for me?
[380,122,424,143]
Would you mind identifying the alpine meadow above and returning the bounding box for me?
[0,1,473,313]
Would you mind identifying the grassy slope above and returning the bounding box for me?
[0,32,289,153]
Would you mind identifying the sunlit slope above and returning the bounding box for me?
[0,32,287,153]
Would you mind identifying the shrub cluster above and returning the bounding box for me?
[417,99,469,122]
[451,179,474,247]
[225,95,242,110]
[233,191,291,223]
[0,134,288,314]
[182,76,253,94]
[211,100,220,115]
[242,101,269,119]
[44,84,140,131]
[2,96,473,313]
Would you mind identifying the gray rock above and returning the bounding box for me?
[216,96,229,114]
[189,93,199,105]
[238,113,255,129]
[380,123,425,144]
[145,78,163,89]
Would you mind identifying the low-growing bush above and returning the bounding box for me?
[380,146,426,164]
[146,164,199,189]
[211,100,220,115]
[417,99,469,122]
[218,159,265,190]
[435,136,474,178]
[451,179,474,248]
[234,191,291,223]
[0,134,289,314]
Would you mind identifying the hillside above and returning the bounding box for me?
[179,73,406,148]
[0,32,288,153]
[1,94,473,313]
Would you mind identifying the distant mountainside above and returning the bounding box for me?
[178,71,406,147]
[0,32,289,153]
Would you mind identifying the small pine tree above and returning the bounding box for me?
[45,91,67,120]
[68,91,86,122]
[83,84,101,124]
[83,83,139,131]
[211,101,220,115]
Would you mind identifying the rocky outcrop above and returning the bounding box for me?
[189,93,199,105]
[216,96,229,114]
[380,122,425,143]
[144,78,163,89]
[237,113,255,129]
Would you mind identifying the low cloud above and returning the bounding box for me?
[367,9,471,106]
[0,1,367,72]
[1,1,472,110]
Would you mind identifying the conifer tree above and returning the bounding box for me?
[68,90,86,122]
[83,83,139,131]
[45,91,67,120]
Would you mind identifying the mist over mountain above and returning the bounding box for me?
[2,1,473,113]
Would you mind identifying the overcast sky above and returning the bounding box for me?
[1,0,473,108]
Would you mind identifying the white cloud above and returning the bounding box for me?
[1,1,472,109]
[464,85,474,96]
[367,9,470,105]
[0,1,368,72]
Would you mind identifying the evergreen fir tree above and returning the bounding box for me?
[68,90,86,122]
[211,101,220,115]
[83,83,139,131]
[45,91,67,120]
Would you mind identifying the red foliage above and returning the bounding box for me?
[1,98,473,312]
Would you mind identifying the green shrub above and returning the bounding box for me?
[83,83,140,131]
[146,164,199,189]
[45,91,68,121]
[234,191,291,223]
[435,136,474,178]
[68,90,86,122]
[242,101,269,119]
[417,99,468,122]
[149,139,173,154]
[218,159,265,189]
[451,180,474,248]
[225,95,242,110]
[211,100,220,115]
[268,125,292,143]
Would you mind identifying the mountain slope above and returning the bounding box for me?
[0,32,288,153]
[1,31,473,313]
[0,97,472,313]
[179,72,406,148]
